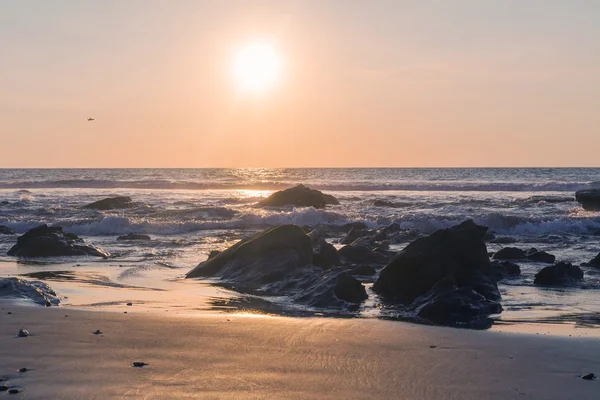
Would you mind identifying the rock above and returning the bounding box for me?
[8,389,20,394]
[7,225,109,258]
[333,273,369,303]
[0,278,60,306]
[490,236,518,244]
[350,265,376,276]
[493,247,526,260]
[126,302,133,306]
[412,278,502,325]
[526,250,555,263]
[0,385,7,392]
[0,225,15,235]
[257,184,339,209]
[575,189,600,211]
[373,220,501,311]
[186,225,367,307]
[313,242,341,269]
[132,362,148,367]
[490,261,521,281]
[17,328,29,337]
[18,368,28,373]
[117,233,151,241]
[534,262,584,286]
[582,252,600,268]
[93,330,103,335]
[581,373,597,380]
[83,196,135,210]
[341,226,368,245]
[338,245,391,266]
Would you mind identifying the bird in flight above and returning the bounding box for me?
[87,117,95,121]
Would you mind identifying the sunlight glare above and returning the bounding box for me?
[232,43,282,93]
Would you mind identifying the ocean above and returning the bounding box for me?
[1,168,599,333]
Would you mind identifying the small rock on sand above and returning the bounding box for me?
[0,385,8,391]
[17,329,29,337]
[132,362,148,368]
[8,388,20,394]
[93,330,103,335]
[18,368,27,373]
[581,373,596,380]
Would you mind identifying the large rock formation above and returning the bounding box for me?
[258,185,339,209]
[7,225,109,258]
[186,225,367,307]
[534,262,584,286]
[373,220,501,323]
[83,196,135,210]
[575,189,600,211]
[0,278,60,306]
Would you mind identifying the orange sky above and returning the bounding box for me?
[1,1,599,167]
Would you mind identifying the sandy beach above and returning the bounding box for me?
[0,303,598,399]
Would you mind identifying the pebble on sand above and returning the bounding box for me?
[132,362,148,368]
[92,330,103,335]
[581,373,596,380]
[8,388,20,394]
[0,385,8,391]
[17,329,29,337]
[18,368,27,373]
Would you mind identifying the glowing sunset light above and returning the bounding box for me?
[232,42,282,93]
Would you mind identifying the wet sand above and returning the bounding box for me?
[0,303,598,399]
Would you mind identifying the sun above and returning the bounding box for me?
[232,43,282,93]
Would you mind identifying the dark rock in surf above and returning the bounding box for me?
[0,225,14,235]
[526,250,555,263]
[490,261,521,281]
[341,226,367,245]
[0,278,60,306]
[583,252,600,268]
[350,265,376,276]
[412,278,502,324]
[257,185,339,209]
[7,225,109,258]
[534,262,583,286]
[575,189,600,211]
[334,273,368,303]
[313,242,341,269]
[493,247,526,260]
[117,233,151,241]
[373,220,500,303]
[186,225,367,307]
[338,245,391,266]
[83,196,135,210]
[373,220,501,323]
[17,329,29,337]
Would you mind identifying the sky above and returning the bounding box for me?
[1,0,599,168]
